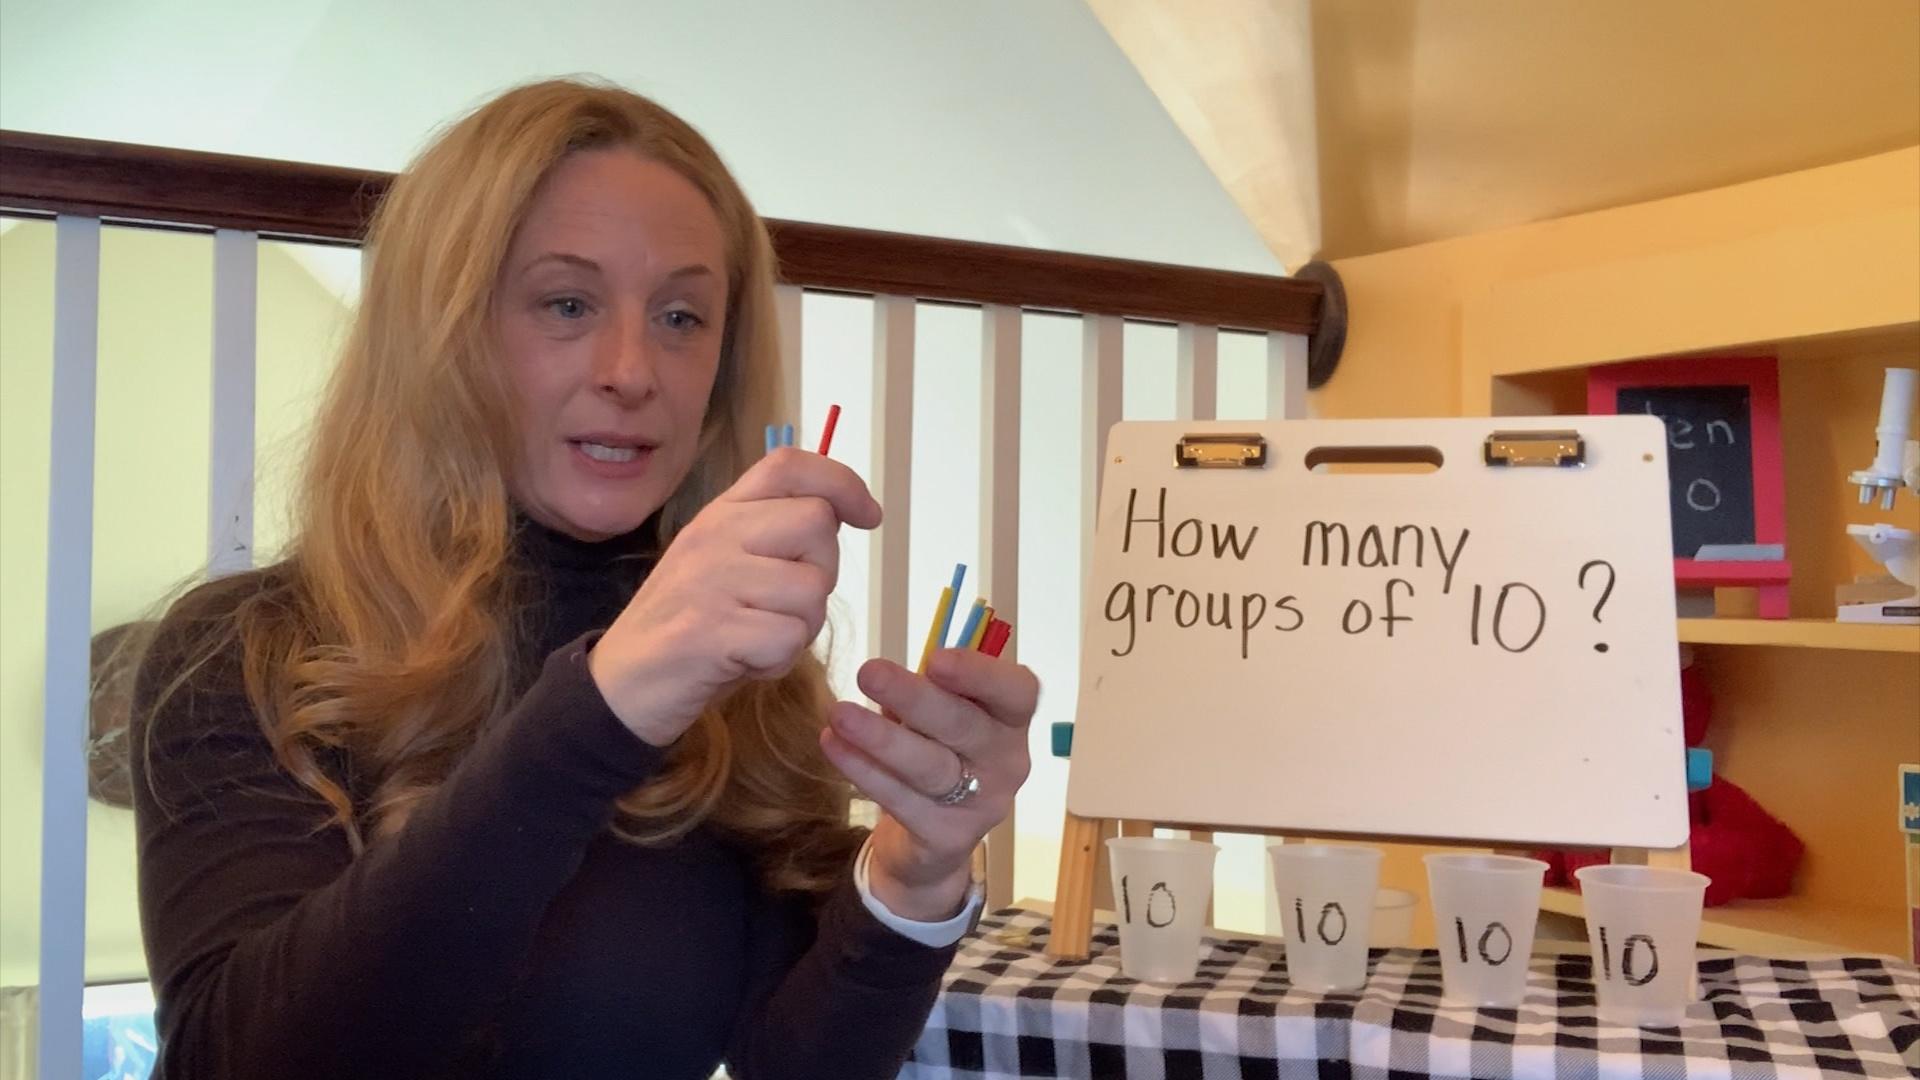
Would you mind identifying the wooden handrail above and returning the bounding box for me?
[0,129,1331,338]
[1,131,383,243]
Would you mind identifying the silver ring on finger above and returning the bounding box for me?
[936,757,981,807]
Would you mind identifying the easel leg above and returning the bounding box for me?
[1188,829,1217,926]
[1610,844,1692,869]
[1092,819,1122,910]
[1049,811,1105,959]
[1646,843,1693,871]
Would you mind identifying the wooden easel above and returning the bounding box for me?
[1048,417,1694,960]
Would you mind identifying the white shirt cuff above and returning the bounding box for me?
[852,838,982,948]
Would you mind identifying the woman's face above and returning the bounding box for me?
[494,147,729,541]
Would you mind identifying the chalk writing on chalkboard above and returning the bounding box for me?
[1102,485,1621,661]
[1617,386,1756,559]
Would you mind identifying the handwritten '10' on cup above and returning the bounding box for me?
[1106,837,1219,984]
[1423,854,1548,1007]
[1573,865,1710,1028]
[1269,844,1383,992]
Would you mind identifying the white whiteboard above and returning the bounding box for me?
[1067,417,1689,849]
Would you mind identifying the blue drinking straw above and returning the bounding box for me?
[934,563,967,647]
[952,598,988,654]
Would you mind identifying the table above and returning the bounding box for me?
[903,907,1920,1079]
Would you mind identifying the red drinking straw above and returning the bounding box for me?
[816,404,843,456]
[979,619,1012,658]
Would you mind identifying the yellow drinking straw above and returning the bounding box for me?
[917,587,956,674]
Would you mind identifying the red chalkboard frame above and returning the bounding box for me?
[1587,355,1790,618]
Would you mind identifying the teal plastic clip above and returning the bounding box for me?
[1050,721,1074,759]
[1686,747,1712,792]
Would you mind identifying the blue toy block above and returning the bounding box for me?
[1050,721,1073,758]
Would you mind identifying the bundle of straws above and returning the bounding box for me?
[918,562,1013,670]
[766,405,1011,668]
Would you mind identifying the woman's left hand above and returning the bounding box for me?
[819,649,1039,922]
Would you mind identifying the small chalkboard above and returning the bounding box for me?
[1615,385,1755,558]
[1588,356,1785,567]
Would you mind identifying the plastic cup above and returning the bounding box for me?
[1424,854,1548,1007]
[1371,888,1418,947]
[1268,845,1383,991]
[1574,865,1710,1027]
[1106,837,1220,983]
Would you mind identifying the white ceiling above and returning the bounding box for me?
[0,0,1280,274]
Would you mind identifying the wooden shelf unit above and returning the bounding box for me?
[1678,618,1920,653]
[1459,189,1920,960]
[1540,885,1908,959]
[1460,201,1919,387]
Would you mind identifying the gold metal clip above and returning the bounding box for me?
[1483,430,1585,467]
[1175,433,1269,469]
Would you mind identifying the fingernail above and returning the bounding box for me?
[834,706,873,737]
[862,659,900,692]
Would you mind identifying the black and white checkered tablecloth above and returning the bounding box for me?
[903,907,1920,1080]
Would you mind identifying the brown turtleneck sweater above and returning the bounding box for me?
[130,518,953,1079]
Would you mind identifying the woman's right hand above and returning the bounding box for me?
[587,449,882,747]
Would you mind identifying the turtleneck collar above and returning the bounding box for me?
[506,511,663,682]
[511,510,661,573]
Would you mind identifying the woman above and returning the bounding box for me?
[132,78,1038,1079]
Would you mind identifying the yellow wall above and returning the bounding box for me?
[0,221,348,986]
[1316,146,1920,950]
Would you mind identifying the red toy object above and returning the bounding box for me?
[1680,659,1713,746]
[1539,658,1804,907]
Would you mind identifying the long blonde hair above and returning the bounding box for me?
[146,79,858,894]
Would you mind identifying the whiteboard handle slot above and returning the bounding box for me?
[1302,445,1444,473]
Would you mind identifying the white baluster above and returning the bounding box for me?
[979,304,1023,909]
[1079,315,1123,914]
[868,295,915,665]
[1266,330,1309,420]
[1080,314,1123,586]
[1177,323,1219,422]
[209,229,258,576]
[1260,329,1310,925]
[1174,322,1225,910]
[40,214,101,1080]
